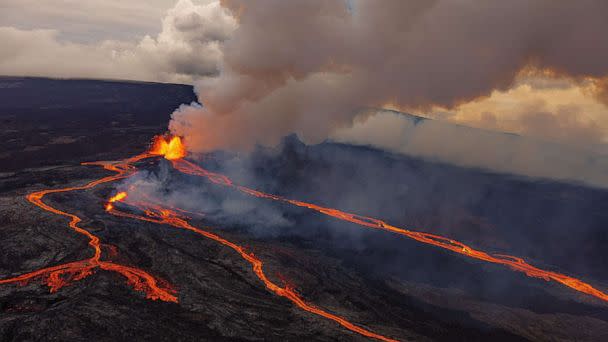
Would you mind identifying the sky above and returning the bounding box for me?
[0,0,179,43]
[0,0,227,83]
[1,0,607,186]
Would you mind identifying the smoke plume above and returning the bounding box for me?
[332,110,608,188]
[170,0,608,153]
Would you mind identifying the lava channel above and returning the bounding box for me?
[0,152,176,302]
[106,196,396,342]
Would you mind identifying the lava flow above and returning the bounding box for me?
[106,197,396,342]
[167,147,608,304]
[0,152,177,302]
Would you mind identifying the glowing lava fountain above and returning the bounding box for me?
[150,134,186,160]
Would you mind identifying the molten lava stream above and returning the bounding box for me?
[0,152,176,302]
[107,198,396,342]
[169,157,608,304]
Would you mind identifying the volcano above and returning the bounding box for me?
[2,78,608,341]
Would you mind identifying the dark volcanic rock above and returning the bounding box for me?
[0,76,197,172]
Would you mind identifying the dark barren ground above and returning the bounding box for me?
[1,77,608,341]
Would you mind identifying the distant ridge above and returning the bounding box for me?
[0,75,190,86]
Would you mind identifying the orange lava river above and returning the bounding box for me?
[0,152,177,302]
[2,134,608,342]
[108,198,395,342]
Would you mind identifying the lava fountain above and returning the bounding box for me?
[150,134,186,160]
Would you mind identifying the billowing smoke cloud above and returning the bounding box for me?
[170,0,608,153]
[117,160,293,236]
[332,110,608,188]
[0,0,236,83]
[594,78,608,106]
[501,103,602,147]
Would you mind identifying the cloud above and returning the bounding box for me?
[170,0,608,154]
[430,76,608,148]
[514,104,602,147]
[0,0,180,43]
[0,0,236,83]
[332,110,608,188]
